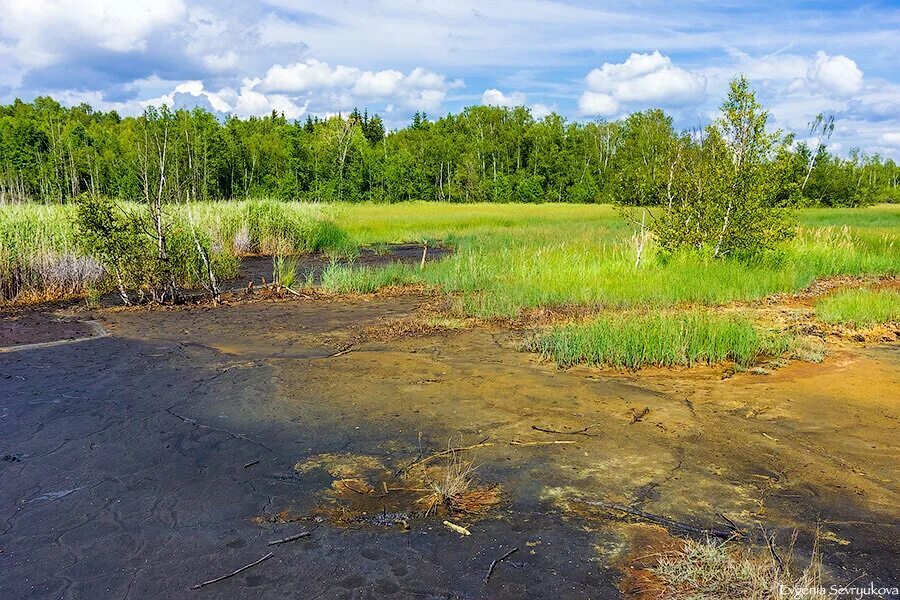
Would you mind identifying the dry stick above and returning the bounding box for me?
[510,440,578,447]
[531,424,599,436]
[760,525,785,574]
[394,438,493,477]
[588,502,736,539]
[243,460,260,469]
[484,547,519,584]
[420,242,428,269]
[191,552,274,590]
[267,531,311,547]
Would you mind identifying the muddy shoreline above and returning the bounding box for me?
[1,278,898,598]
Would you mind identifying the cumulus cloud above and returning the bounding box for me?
[0,0,187,66]
[260,60,460,111]
[482,88,527,107]
[805,51,863,96]
[577,91,619,117]
[530,103,554,120]
[579,51,706,116]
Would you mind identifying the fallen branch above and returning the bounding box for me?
[443,520,471,536]
[394,438,493,476]
[510,440,578,447]
[243,460,260,469]
[267,531,311,546]
[191,552,274,590]
[587,502,737,539]
[531,424,599,436]
[484,547,519,583]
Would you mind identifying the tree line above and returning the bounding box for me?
[0,94,898,206]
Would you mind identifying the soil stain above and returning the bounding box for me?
[1,284,897,598]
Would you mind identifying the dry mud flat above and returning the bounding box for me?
[0,292,898,599]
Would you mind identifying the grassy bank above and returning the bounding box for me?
[329,203,899,317]
[2,201,898,310]
[525,311,792,369]
[0,200,348,302]
[816,288,900,327]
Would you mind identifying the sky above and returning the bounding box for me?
[0,0,898,157]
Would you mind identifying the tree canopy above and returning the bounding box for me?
[0,94,897,206]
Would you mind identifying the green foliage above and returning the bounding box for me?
[272,254,299,289]
[526,310,793,369]
[815,288,900,326]
[1,96,896,207]
[651,77,796,257]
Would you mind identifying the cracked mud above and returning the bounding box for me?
[1,292,898,599]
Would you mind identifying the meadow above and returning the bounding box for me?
[2,200,897,366]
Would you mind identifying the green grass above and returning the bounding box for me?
[2,201,898,311]
[0,199,346,301]
[526,311,793,369]
[338,203,899,317]
[815,288,900,327]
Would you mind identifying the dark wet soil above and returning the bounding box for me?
[0,313,98,348]
[228,243,448,291]
[1,292,898,599]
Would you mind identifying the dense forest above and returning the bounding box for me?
[0,96,897,206]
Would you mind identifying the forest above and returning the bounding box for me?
[1,95,898,207]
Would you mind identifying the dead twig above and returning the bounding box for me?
[330,343,354,358]
[760,525,785,574]
[267,531,311,546]
[531,424,599,436]
[394,438,493,477]
[243,460,260,469]
[510,440,578,447]
[484,547,519,583]
[588,502,737,539]
[190,552,274,590]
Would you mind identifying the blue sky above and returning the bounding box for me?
[1,0,898,156]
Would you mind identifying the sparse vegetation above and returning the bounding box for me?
[816,288,900,327]
[526,311,793,369]
[651,532,826,599]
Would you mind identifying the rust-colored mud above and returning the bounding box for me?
[3,287,897,598]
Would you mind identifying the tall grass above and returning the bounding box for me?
[0,199,347,302]
[336,204,899,317]
[2,201,898,309]
[526,311,793,368]
[816,288,900,326]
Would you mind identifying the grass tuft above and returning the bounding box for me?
[815,288,900,327]
[527,311,793,369]
[651,531,826,599]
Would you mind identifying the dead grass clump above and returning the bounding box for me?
[650,530,826,599]
[417,442,502,516]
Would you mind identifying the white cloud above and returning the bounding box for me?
[530,102,554,120]
[203,51,238,73]
[482,88,527,107]
[806,51,863,96]
[880,132,900,146]
[261,60,359,92]
[577,91,619,116]
[579,51,706,115]
[354,70,404,96]
[0,0,187,65]
[259,60,458,111]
